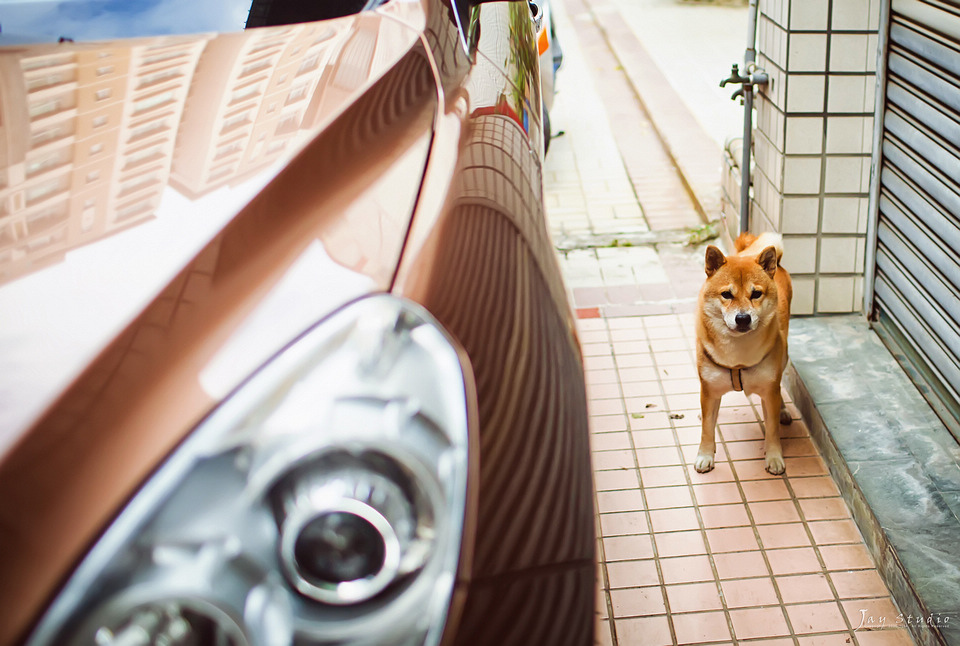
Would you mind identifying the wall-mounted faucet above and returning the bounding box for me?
[720,63,768,105]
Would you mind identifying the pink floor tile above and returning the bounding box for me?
[659,555,715,584]
[621,381,662,397]
[852,630,916,646]
[721,577,780,608]
[757,523,812,549]
[597,488,647,513]
[590,398,626,416]
[819,544,876,570]
[592,450,636,471]
[629,410,673,430]
[791,476,842,498]
[841,597,900,629]
[732,459,782,481]
[614,615,674,646]
[783,456,829,477]
[700,503,752,529]
[692,482,744,506]
[660,378,701,395]
[749,500,803,525]
[603,534,656,561]
[636,446,685,467]
[649,507,701,533]
[724,440,766,461]
[807,519,864,545]
[640,465,689,487]
[687,460,737,483]
[652,350,695,366]
[672,611,732,643]
[776,573,836,604]
[585,369,621,386]
[665,581,724,613]
[766,547,822,575]
[590,414,629,432]
[594,469,640,491]
[719,422,765,441]
[617,359,658,378]
[714,551,769,579]
[717,407,759,424]
[799,497,852,521]
[782,437,818,457]
[589,431,632,451]
[644,485,695,510]
[705,527,760,553]
[741,479,792,502]
[606,559,661,589]
[613,340,654,355]
[588,382,623,399]
[830,570,891,599]
[787,601,847,634]
[625,396,668,414]
[796,635,858,646]
[599,511,649,537]
[654,529,707,558]
[609,586,667,618]
[633,428,679,448]
[729,607,791,640]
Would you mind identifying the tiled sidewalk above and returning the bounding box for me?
[581,313,912,645]
[543,0,915,644]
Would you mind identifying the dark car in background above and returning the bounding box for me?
[0,0,594,644]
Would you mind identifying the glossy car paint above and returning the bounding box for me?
[0,1,594,643]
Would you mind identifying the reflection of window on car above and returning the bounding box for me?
[246,0,381,28]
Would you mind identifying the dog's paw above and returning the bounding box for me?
[779,408,793,425]
[765,453,786,475]
[694,452,716,473]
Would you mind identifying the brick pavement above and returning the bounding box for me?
[543,0,915,644]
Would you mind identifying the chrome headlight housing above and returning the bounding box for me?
[28,295,472,646]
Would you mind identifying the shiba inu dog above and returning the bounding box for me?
[694,232,793,475]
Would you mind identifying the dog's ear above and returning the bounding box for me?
[704,245,726,277]
[758,246,778,278]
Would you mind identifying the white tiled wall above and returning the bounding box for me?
[752,0,880,314]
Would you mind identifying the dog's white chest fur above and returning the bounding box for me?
[699,355,780,397]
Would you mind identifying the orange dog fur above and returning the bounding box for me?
[695,232,793,475]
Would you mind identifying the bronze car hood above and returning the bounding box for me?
[0,4,440,640]
[0,7,433,453]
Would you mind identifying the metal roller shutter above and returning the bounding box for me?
[871,0,960,441]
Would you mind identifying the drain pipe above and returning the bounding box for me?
[720,0,768,234]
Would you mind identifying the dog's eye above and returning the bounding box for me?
[751,290,763,299]
[721,291,733,300]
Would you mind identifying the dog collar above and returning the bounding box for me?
[730,367,744,392]
[702,347,756,393]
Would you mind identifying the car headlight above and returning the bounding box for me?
[28,295,472,646]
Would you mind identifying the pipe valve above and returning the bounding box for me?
[720,63,769,104]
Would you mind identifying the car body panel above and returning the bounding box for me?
[0,12,436,642]
[396,4,593,641]
[0,1,594,643]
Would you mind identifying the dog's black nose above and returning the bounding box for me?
[735,313,752,328]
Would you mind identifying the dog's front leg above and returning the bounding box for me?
[695,391,721,473]
[761,389,785,474]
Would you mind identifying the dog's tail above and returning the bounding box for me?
[734,232,757,252]
[735,232,783,262]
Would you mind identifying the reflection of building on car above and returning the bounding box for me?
[531,0,564,151]
[0,1,594,645]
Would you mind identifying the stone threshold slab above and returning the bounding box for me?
[784,315,960,646]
